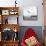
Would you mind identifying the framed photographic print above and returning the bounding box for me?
[9,9,18,15]
[2,10,9,15]
[23,6,38,20]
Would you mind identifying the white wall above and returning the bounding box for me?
[0,0,15,7]
[0,0,44,26]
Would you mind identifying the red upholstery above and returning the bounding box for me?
[21,28,41,46]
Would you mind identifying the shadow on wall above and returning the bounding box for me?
[18,26,43,44]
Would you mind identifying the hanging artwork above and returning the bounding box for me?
[2,10,9,15]
[23,6,38,20]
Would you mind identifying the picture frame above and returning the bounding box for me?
[2,10,9,15]
[23,7,38,20]
[9,10,18,15]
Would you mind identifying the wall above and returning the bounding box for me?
[0,0,15,7]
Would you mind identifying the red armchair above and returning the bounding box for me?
[21,28,41,46]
